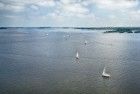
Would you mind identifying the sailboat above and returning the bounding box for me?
[76,52,79,59]
[102,67,110,78]
[84,40,87,45]
[67,35,70,37]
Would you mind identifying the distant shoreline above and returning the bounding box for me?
[103,28,140,33]
[1,27,140,30]
[1,27,140,33]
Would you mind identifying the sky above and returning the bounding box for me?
[0,0,140,27]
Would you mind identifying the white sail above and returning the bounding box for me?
[102,67,110,77]
[76,52,79,59]
[85,40,87,45]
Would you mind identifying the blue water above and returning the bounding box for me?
[0,28,140,94]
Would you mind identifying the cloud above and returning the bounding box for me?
[50,0,93,18]
[38,0,56,7]
[60,0,80,4]
[30,5,38,10]
[59,3,89,16]
[7,5,24,12]
[0,2,4,8]
[0,0,140,26]
[0,1,25,12]
[92,0,139,10]
[0,0,56,12]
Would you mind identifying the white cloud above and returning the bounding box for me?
[62,3,89,14]
[52,1,92,18]
[0,0,56,12]
[0,1,25,12]
[8,5,24,12]
[0,0,140,26]
[60,0,78,4]
[92,0,138,10]
[38,0,56,7]
[30,5,38,10]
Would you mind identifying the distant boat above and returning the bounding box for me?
[46,34,48,36]
[63,35,65,39]
[67,35,70,37]
[84,40,87,45]
[76,52,79,59]
[102,67,110,78]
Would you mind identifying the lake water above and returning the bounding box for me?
[0,28,140,94]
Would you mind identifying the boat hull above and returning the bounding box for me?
[102,73,110,78]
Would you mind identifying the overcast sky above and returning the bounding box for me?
[0,0,140,27]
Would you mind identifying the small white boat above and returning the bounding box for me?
[67,35,70,37]
[76,52,79,59]
[102,67,110,78]
[63,35,66,39]
[46,34,48,36]
[84,40,87,45]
